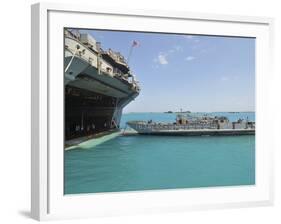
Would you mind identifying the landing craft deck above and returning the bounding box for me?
[126,114,255,136]
[130,129,255,136]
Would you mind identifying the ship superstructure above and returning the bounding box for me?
[64,29,140,141]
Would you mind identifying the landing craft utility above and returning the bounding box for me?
[126,114,255,136]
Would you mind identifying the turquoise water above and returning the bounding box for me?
[64,112,255,194]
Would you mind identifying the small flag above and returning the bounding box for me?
[132,40,140,47]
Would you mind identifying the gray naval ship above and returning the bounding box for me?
[64,29,140,141]
[127,114,255,136]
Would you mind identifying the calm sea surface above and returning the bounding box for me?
[64,112,255,194]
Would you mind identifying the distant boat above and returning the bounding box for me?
[164,110,191,114]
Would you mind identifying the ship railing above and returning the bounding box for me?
[65,29,81,40]
[133,120,256,131]
[65,37,98,66]
[65,34,141,91]
[65,38,137,86]
[135,123,219,131]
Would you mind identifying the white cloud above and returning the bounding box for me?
[174,45,183,52]
[183,35,200,46]
[168,49,175,53]
[156,53,168,65]
[200,49,207,54]
[220,76,229,81]
[154,45,184,65]
[168,45,183,53]
[185,56,195,61]
[220,75,240,82]
[184,35,193,39]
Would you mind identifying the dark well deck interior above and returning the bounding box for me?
[65,86,118,140]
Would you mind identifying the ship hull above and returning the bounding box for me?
[136,129,255,136]
[126,121,255,136]
[64,34,139,142]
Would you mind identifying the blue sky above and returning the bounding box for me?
[80,29,255,113]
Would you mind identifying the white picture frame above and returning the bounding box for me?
[31,2,274,221]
